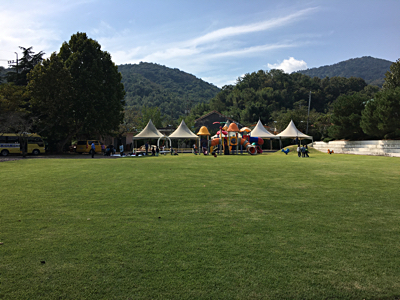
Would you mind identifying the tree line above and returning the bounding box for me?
[184,61,400,141]
[1,32,399,153]
[0,33,125,153]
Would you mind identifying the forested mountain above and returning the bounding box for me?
[295,56,392,87]
[118,62,220,119]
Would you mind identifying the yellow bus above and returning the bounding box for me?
[0,133,46,156]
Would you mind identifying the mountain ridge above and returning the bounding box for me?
[118,62,220,119]
[294,56,392,87]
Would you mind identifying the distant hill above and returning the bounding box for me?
[295,56,393,87]
[118,62,220,119]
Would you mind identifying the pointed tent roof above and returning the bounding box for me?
[168,120,199,139]
[133,119,164,140]
[250,120,278,139]
[276,120,312,139]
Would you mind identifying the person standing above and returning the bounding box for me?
[152,147,155,156]
[145,142,149,155]
[156,146,160,156]
[301,146,306,157]
[91,141,96,158]
[305,145,309,157]
[119,144,124,156]
[170,146,174,155]
[297,145,301,157]
[101,143,105,155]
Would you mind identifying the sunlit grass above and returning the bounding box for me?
[1,152,400,299]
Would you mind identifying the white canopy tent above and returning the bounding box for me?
[276,120,313,148]
[168,120,199,152]
[250,120,279,139]
[133,119,164,139]
[132,119,171,149]
[250,119,279,151]
[168,120,198,139]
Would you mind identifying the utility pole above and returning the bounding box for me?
[15,52,18,76]
[306,91,311,135]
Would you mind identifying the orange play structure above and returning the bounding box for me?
[210,137,261,155]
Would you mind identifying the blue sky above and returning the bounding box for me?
[0,0,399,87]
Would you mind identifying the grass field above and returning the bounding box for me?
[1,149,400,299]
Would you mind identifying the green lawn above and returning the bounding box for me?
[1,151,400,299]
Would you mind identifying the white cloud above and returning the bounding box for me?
[189,7,318,47]
[268,57,307,73]
[0,0,92,67]
[107,7,317,69]
[0,2,318,87]
[209,43,297,59]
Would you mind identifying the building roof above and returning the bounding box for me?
[194,110,238,124]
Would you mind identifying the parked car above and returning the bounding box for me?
[76,140,102,153]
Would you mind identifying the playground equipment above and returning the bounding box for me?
[195,124,265,156]
[209,136,263,155]
[249,136,264,153]
[227,123,240,155]
[197,126,211,155]
[240,126,264,154]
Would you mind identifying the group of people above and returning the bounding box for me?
[297,145,309,157]
[145,142,165,156]
[102,144,116,156]
[144,142,179,156]
[151,146,160,156]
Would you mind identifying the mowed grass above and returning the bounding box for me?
[1,150,400,299]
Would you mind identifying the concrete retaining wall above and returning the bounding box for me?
[312,140,400,157]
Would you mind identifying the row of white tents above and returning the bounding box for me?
[132,119,313,148]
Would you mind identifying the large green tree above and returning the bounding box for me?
[28,53,75,151]
[382,58,400,90]
[28,32,125,152]
[361,87,400,139]
[7,46,45,86]
[140,106,164,128]
[361,59,400,139]
[328,92,370,140]
[0,83,34,156]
